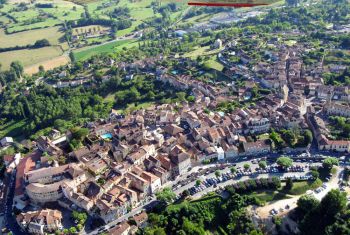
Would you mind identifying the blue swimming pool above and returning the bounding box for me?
[101,133,112,139]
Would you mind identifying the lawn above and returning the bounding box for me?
[73,39,137,61]
[116,101,154,114]
[286,179,322,195]
[203,59,224,72]
[0,26,65,48]
[0,46,64,70]
[0,119,27,140]
[184,46,221,59]
[250,191,291,203]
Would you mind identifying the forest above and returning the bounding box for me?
[296,189,350,235]
[143,193,263,235]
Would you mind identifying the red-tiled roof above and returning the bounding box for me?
[15,151,40,196]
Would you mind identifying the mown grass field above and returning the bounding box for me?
[24,54,70,75]
[286,179,322,195]
[184,45,222,59]
[0,46,64,69]
[74,39,138,61]
[250,191,291,203]
[0,26,64,48]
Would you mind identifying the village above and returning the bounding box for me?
[0,20,350,234]
[0,0,350,230]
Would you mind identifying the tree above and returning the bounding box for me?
[230,167,237,174]
[258,161,267,169]
[297,194,320,216]
[323,157,339,170]
[38,65,45,73]
[300,190,347,235]
[195,179,201,186]
[69,51,76,63]
[286,0,300,7]
[33,39,51,48]
[76,224,83,231]
[156,187,176,204]
[215,170,221,177]
[325,209,350,235]
[304,130,313,145]
[182,189,190,197]
[69,226,77,234]
[284,178,294,191]
[71,127,89,141]
[244,163,250,171]
[10,61,24,79]
[311,169,320,179]
[276,156,293,169]
[281,129,297,146]
[72,211,87,225]
[319,189,347,221]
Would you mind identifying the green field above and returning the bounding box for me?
[74,39,138,61]
[0,26,65,48]
[286,179,322,195]
[0,119,27,140]
[184,46,221,59]
[1,0,84,33]
[204,59,224,71]
[250,191,291,203]
[0,46,64,69]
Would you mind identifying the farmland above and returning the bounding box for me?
[74,39,137,61]
[0,46,64,70]
[0,26,65,48]
[0,0,189,72]
[24,54,70,75]
[0,0,84,33]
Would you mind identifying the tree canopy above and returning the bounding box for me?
[276,156,293,168]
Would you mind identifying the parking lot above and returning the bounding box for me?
[182,165,312,197]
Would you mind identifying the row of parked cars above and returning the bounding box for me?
[314,183,328,193]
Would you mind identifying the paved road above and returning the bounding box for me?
[3,170,26,235]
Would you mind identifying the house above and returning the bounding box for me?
[213,39,223,49]
[1,137,14,147]
[16,209,63,235]
[247,118,270,134]
[126,172,151,194]
[243,140,270,156]
[141,171,161,193]
[36,136,63,156]
[170,152,191,177]
[133,211,148,228]
[3,155,15,167]
[317,134,350,152]
[324,102,350,118]
[108,222,131,235]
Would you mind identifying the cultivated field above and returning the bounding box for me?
[24,54,70,75]
[74,39,137,61]
[0,0,189,71]
[0,46,64,70]
[0,26,65,48]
